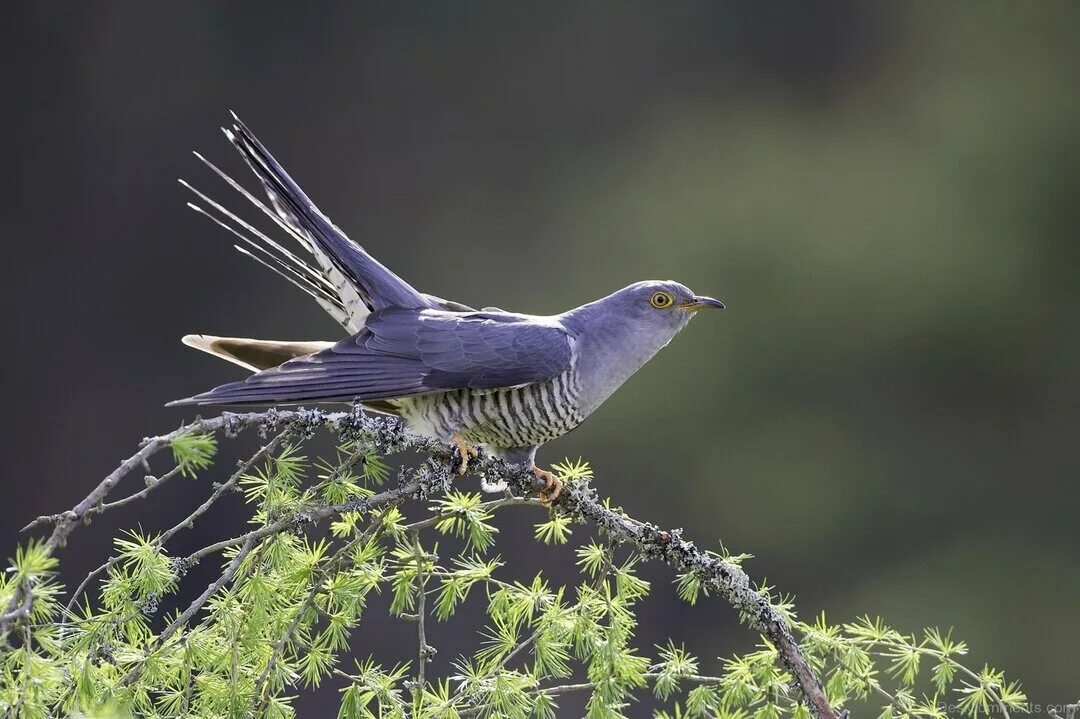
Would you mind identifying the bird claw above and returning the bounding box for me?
[450,435,478,475]
[531,466,563,506]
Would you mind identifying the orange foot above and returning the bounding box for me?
[450,434,479,475]
[531,466,563,506]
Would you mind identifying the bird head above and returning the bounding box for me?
[604,280,724,332]
[558,280,724,409]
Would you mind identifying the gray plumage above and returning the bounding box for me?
[172,116,724,480]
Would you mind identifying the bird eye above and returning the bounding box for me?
[649,291,674,309]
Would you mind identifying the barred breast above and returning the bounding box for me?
[395,367,587,451]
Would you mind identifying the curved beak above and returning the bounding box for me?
[679,295,725,312]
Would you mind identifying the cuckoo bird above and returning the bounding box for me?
[171,115,724,502]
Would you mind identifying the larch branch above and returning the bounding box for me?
[14,407,840,719]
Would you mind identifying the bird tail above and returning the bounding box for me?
[181,114,478,334]
[170,334,405,415]
[180,149,367,332]
[181,334,333,372]
[224,114,432,311]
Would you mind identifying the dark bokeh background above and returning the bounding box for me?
[4,1,1078,713]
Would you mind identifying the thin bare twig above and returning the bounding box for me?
[95,463,187,513]
[411,531,431,717]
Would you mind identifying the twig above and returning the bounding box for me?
[402,496,540,533]
[7,422,205,637]
[251,514,392,711]
[454,672,728,718]
[0,591,33,627]
[119,537,256,687]
[411,531,431,717]
[63,429,294,615]
[95,463,187,513]
[178,473,435,567]
[437,537,615,718]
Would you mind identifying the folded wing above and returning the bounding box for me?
[169,310,573,406]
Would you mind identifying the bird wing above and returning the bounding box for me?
[169,309,573,406]
[182,114,474,333]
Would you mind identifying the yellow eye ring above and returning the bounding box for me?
[650,291,675,309]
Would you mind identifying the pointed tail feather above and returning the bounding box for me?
[180,114,479,334]
[182,197,352,327]
[188,150,370,332]
[224,114,434,312]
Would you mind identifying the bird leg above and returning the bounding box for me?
[531,466,563,506]
[450,434,478,475]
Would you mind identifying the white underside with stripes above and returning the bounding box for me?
[394,367,586,452]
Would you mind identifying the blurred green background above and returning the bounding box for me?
[3,1,1078,712]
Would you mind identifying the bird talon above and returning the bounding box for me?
[531,466,563,506]
[450,434,478,475]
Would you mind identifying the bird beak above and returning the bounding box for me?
[679,296,725,312]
